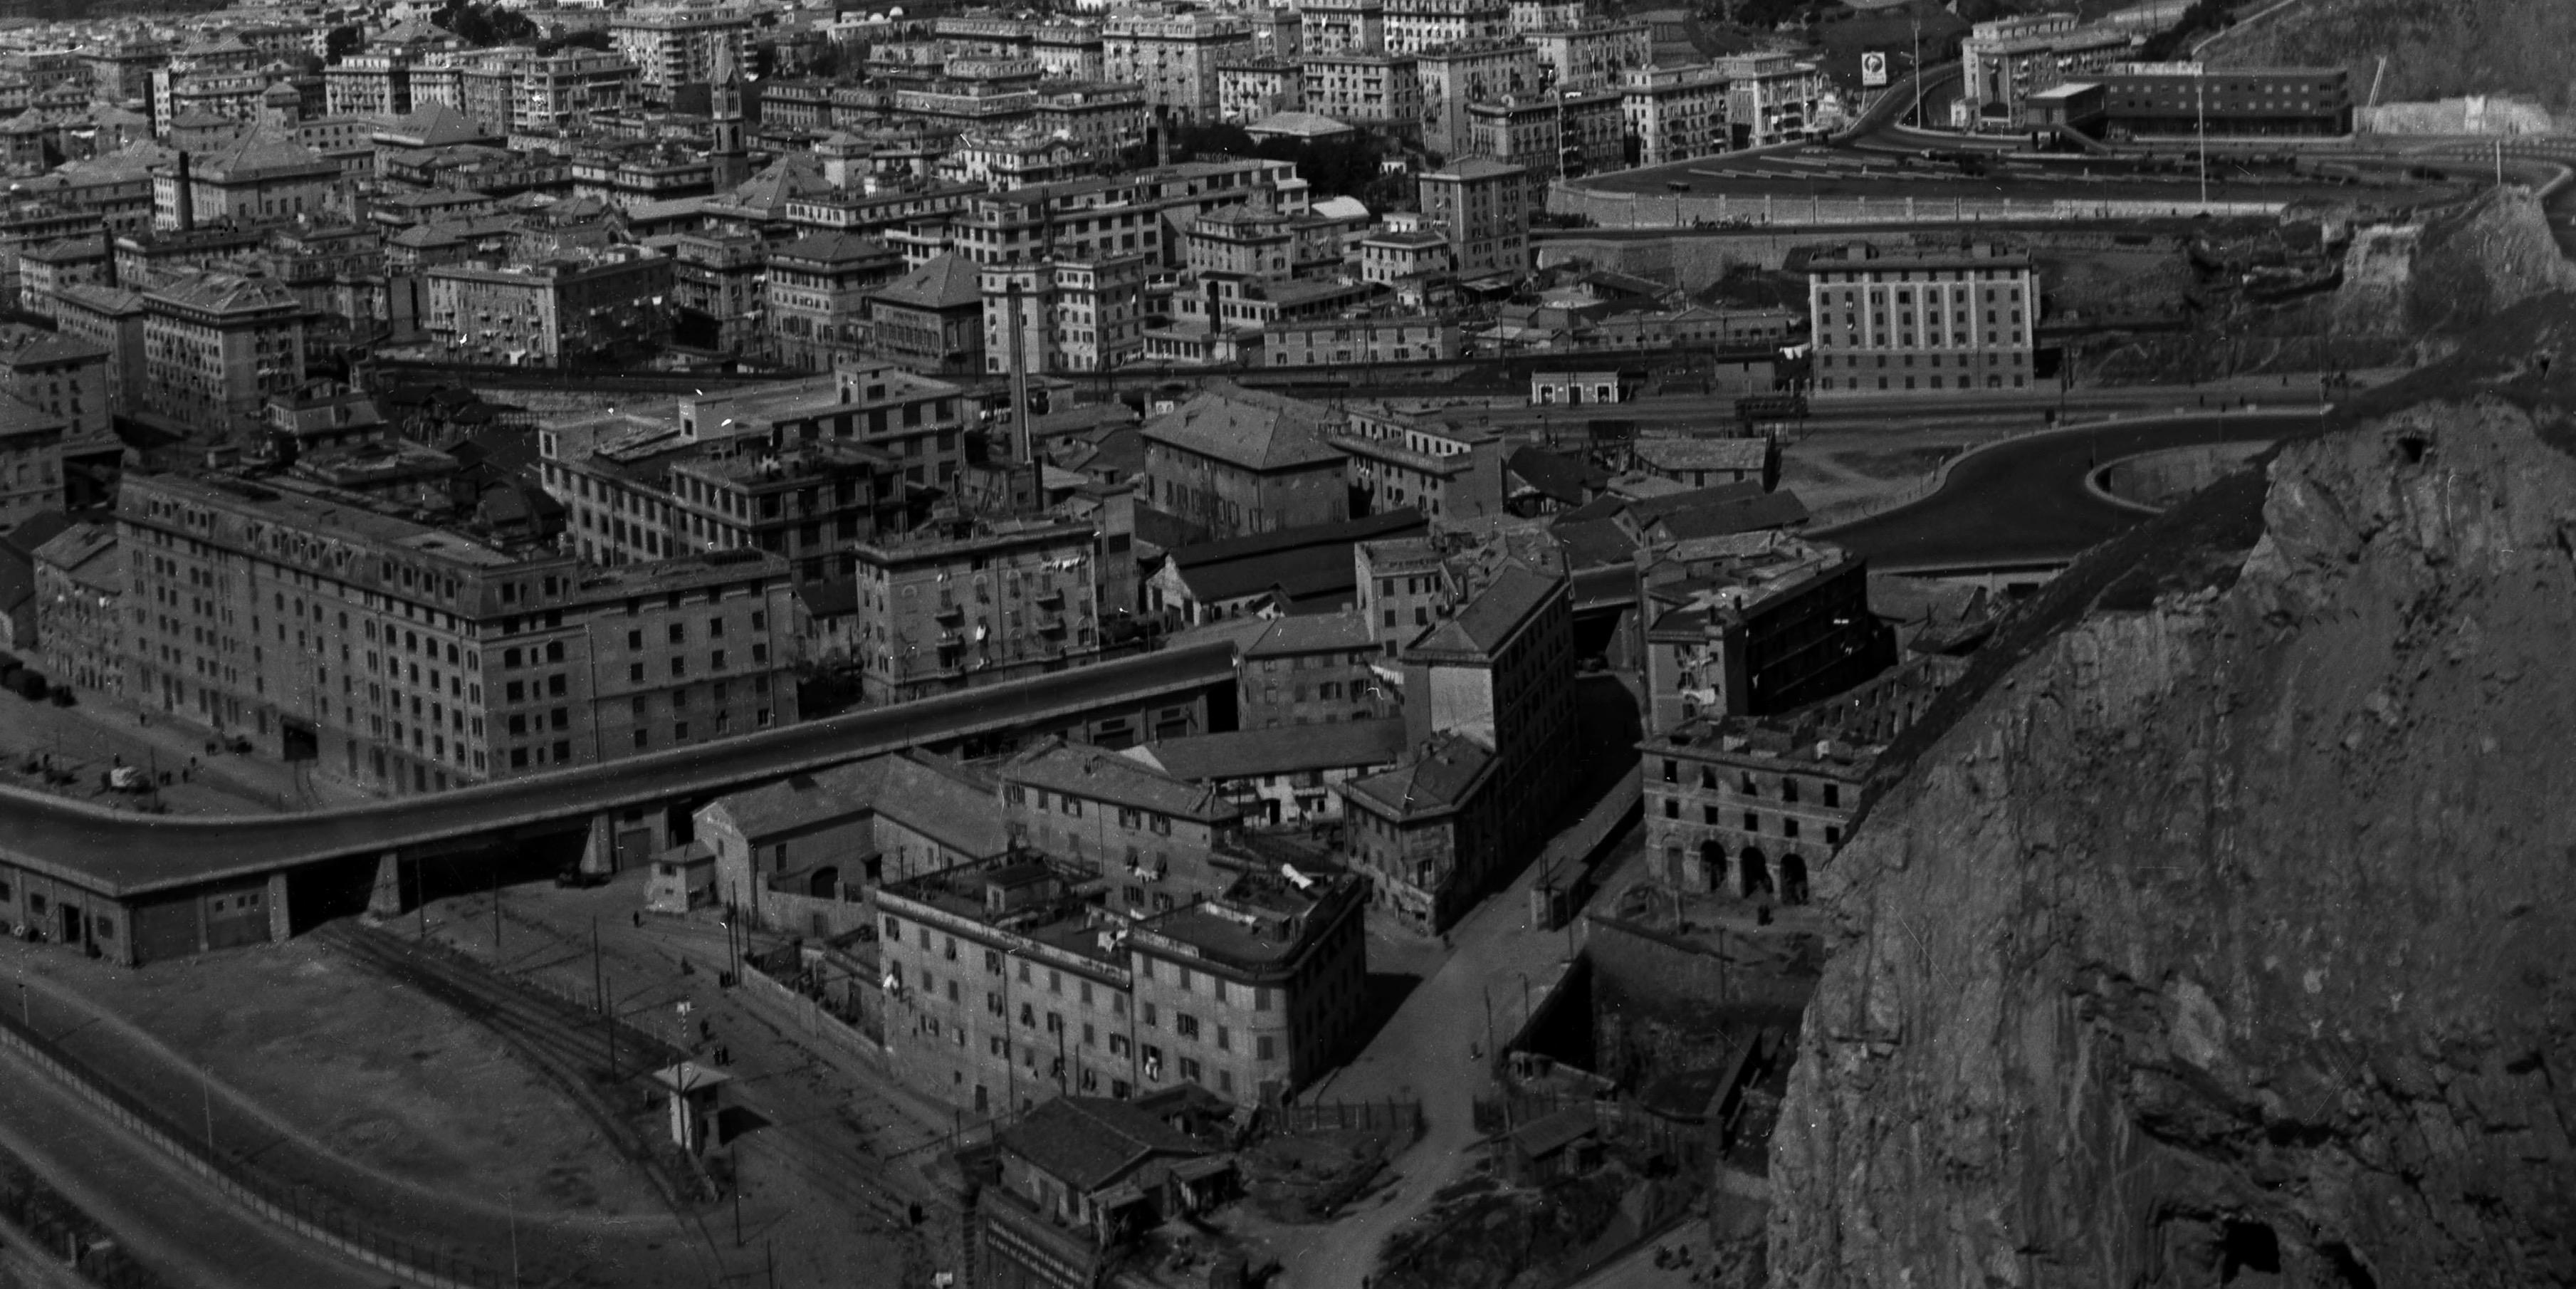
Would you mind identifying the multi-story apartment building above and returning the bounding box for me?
[664,228,765,357]
[1032,25,1109,80]
[0,328,109,440]
[1129,720,1408,827]
[1102,11,1257,121]
[516,49,639,133]
[1341,562,1574,930]
[31,519,121,695]
[0,397,61,529]
[1384,0,1512,54]
[1330,401,1504,521]
[1414,38,1538,156]
[865,254,985,375]
[1222,612,1391,730]
[1466,89,1623,190]
[8,242,104,320]
[1797,241,2039,394]
[850,517,1102,704]
[325,53,412,118]
[88,43,164,106]
[998,739,1243,886]
[1354,533,1452,657]
[1356,229,1452,285]
[609,3,753,100]
[1959,13,2135,122]
[140,268,308,437]
[763,231,906,370]
[538,366,965,574]
[424,244,672,367]
[1719,53,1826,148]
[1418,157,1529,280]
[1638,532,1885,734]
[1218,60,1305,122]
[1640,659,1954,902]
[875,853,1367,1113]
[2090,64,2354,137]
[117,469,799,795]
[981,253,1153,375]
[1033,81,1148,157]
[1263,313,1462,368]
[1295,51,1418,129]
[939,130,1085,191]
[1529,21,1650,92]
[1141,384,1350,540]
[152,129,340,231]
[1512,0,1586,31]
[950,160,1301,268]
[1300,0,1386,54]
[1622,63,1729,166]
[50,285,145,417]
[1643,717,1861,904]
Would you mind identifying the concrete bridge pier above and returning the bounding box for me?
[582,805,679,876]
[367,850,407,919]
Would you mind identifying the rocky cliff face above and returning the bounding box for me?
[2332,188,2575,346]
[1769,325,2576,1287]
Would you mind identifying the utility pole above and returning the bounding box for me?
[2197,66,2209,212]
[1910,6,1923,129]
[592,917,604,1014]
[491,855,502,963]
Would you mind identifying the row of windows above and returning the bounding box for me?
[1658,796,1841,845]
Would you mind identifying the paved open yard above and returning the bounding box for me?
[3,935,666,1223]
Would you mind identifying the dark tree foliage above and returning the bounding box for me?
[2140,0,2238,59]
[538,29,613,54]
[324,24,365,58]
[435,0,540,48]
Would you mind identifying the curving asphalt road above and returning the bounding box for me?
[0,642,1236,897]
[1818,410,2323,573]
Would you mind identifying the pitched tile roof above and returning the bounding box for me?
[1406,562,1561,659]
[1650,489,1808,540]
[1506,447,1608,506]
[875,752,1010,858]
[998,1095,1212,1194]
[195,125,329,178]
[1001,739,1238,823]
[1342,731,1497,817]
[869,252,982,310]
[1244,610,1373,657]
[1143,382,1344,471]
[1135,718,1405,783]
[708,760,888,842]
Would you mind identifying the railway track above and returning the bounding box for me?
[478,902,936,1236]
[316,922,723,1287]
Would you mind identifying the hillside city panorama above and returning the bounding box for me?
[0,0,2566,1284]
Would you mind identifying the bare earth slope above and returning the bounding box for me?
[1769,305,2576,1287]
[2209,0,2576,115]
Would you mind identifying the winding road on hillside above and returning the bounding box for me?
[1818,409,2325,573]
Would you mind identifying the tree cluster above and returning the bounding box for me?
[434,0,540,48]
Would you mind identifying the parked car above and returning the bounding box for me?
[553,867,610,889]
[108,766,150,792]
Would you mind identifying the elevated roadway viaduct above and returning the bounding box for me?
[0,644,1238,967]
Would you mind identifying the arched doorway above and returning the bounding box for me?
[1695,840,1726,894]
[1779,853,1809,905]
[1739,847,1771,899]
